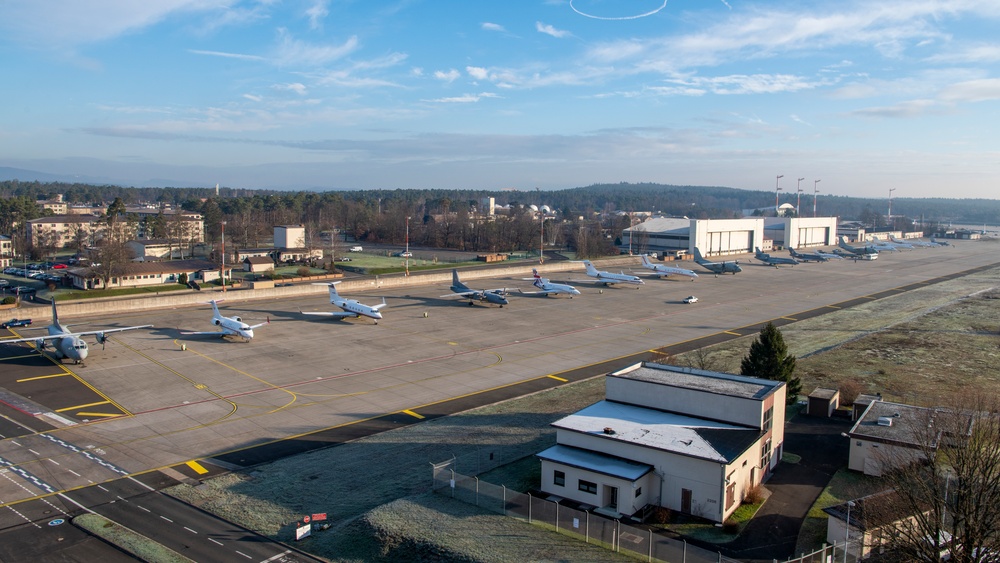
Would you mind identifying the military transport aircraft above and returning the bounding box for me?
[692,248,742,276]
[838,236,881,256]
[576,260,644,287]
[753,248,799,267]
[181,300,269,342]
[520,269,581,297]
[930,237,951,246]
[1,302,151,363]
[636,254,698,280]
[441,269,510,307]
[304,282,387,324]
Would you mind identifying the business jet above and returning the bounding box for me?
[520,269,581,297]
[753,248,799,268]
[637,254,698,280]
[930,237,951,246]
[1,302,151,363]
[181,300,269,342]
[868,240,899,253]
[838,236,880,256]
[813,249,844,260]
[885,236,915,249]
[891,235,934,248]
[576,260,644,287]
[692,248,742,276]
[303,282,387,323]
[787,248,829,263]
[441,269,510,307]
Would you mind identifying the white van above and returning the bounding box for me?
[349,246,363,252]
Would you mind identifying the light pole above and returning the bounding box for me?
[844,500,855,563]
[775,175,784,215]
[796,178,805,216]
[539,213,544,265]
[220,220,227,293]
[813,179,821,217]
[888,188,897,224]
[405,216,410,276]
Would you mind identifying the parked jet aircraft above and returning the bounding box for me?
[304,282,387,323]
[814,249,845,260]
[788,248,829,262]
[1,302,151,363]
[576,260,644,287]
[520,269,581,297]
[838,236,881,256]
[930,237,951,246]
[692,248,742,276]
[869,240,900,252]
[886,236,915,249]
[440,269,510,307]
[754,248,799,267]
[181,300,269,341]
[636,254,698,280]
[891,235,934,248]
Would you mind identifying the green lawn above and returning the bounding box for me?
[795,468,884,553]
[53,284,190,301]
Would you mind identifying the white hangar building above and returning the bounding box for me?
[623,216,838,257]
[537,363,786,524]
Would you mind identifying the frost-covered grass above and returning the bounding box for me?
[74,513,194,563]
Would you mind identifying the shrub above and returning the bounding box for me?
[178,272,188,285]
[838,379,864,405]
[743,484,765,505]
[647,506,671,524]
[2,296,15,305]
[722,518,739,534]
[296,267,311,277]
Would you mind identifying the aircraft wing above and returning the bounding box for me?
[371,303,388,312]
[441,291,483,298]
[180,329,228,336]
[517,288,558,295]
[2,325,152,345]
[247,319,270,329]
[302,311,357,318]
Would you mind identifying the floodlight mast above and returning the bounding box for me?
[796,178,805,215]
[813,179,821,217]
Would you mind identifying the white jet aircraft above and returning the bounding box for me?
[576,260,644,287]
[181,300,269,342]
[520,269,581,297]
[637,254,698,280]
[303,282,387,324]
[1,302,151,363]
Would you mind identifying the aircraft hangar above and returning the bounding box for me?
[623,216,839,257]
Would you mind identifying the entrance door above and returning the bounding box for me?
[681,489,692,514]
[604,485,618,511]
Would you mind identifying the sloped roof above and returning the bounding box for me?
[537,444,653,481]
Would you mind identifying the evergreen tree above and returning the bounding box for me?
[740,322,801,404]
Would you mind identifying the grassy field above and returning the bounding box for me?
[165,262,1000,562]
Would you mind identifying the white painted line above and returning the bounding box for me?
[235,550,252,559]
[160,516,173,523]
[208,538,223,546]
[136,505,151,512]
[261,550,292,562]
[28,449,39,455]
[97,485,109,492]
[48,459,60,466]
[10,441,20,447]
[67,470,81,477]
[184,526,198,534]
[128,476,155,491]
[58,493,96,514]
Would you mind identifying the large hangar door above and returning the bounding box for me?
[712,230,752,255]
[799,227,830,246]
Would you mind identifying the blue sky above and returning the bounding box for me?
[1,0,999,199]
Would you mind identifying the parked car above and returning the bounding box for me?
[349,246,363,252]
[1,318,32,329]
[396,251,413,257]
[682,295,699,304]
[0,279,8,287]
[52,264,68,269]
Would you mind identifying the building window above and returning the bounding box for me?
[762,406,773,433]
[578,480,597,494]
[553,470,565,487]
[760,438,772,469]
[634,487,642,498]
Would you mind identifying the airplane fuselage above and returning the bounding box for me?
[337,299,383,320]
[43,324,88,362]
[215,317,254,340]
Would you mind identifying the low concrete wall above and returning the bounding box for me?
[49,257,642,319]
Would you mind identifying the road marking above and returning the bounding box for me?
[262,551,292,562]
[16,373,69,383]
[184,526,198,534]
[208,538,223,546]
[74,411,122,418]
[136,505,151,512]
[781,316,798,321]
[724,330,742,336]
[186,460,209,475]
[48,459,60,466]
[547,375,568,382]
[28,449,39,455]
[160,516,173,522]
[402,410,424,419]
[97,485,109,492]
[236,550,252,559]
[56,400,111,413]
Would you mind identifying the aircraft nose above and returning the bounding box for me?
[246,329,254,339]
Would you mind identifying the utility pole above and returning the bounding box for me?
[813,179,821,217]
[405,216,410,276]
[775,175,784,215]
[220,220,227,293]
[888,188,897,225]
[539,213,544,265]
[796,177,805,216]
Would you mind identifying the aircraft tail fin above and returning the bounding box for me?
[327,281,342,302]
[451,269,469,291]
[692,248,706,263]
[583,261,599,275]
[51,301,60,326]
[640,255,651,266]
[209,300,222,319]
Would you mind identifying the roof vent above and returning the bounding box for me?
[877,416,894,427]
[603,427,616,435]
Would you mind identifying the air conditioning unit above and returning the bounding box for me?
[877,416,894,427]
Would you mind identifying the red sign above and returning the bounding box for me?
[302,515,311,523]
[311,513,328,521]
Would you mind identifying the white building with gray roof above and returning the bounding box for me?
[537,362,786,523]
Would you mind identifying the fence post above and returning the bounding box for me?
[450,469,455,498]
[475,477,479,507]
[683,539,686,563]
[528,492,532,523]
[586,511,590,544]
[648,529,652,562]
[555,500,559,533]
[615,520,620,552]
[503,485,507,515]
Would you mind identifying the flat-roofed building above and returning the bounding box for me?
[537,362,785,523]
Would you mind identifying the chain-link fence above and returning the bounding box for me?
[781,542,858,563]
[432,460,742,563]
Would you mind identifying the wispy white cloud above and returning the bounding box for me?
[273,82,308,95]
[188,49,266,62]
[482,22,505,32]
[938,78,1000,103]
[305,0,329,30]
[273,29,358,67]
[536,21,570,38]
[850,99,940,118]
[424,93,500,103]
[243,93,263,102]
[926,43,1000,64]
[434,69,461,83]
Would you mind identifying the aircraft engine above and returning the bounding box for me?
[234,316,242,323]
[34,338,47,351]
[96,332,107,349]
[214,319,222,326]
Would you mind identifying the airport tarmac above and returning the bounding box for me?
[0,241,998,511]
